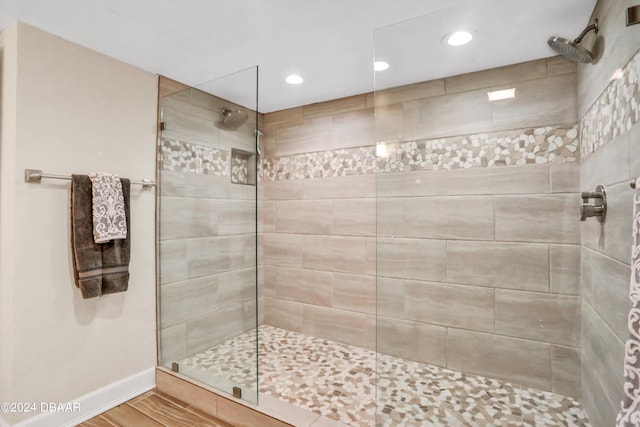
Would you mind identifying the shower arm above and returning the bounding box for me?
[573,20,598,44]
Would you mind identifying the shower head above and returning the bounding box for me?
[217,107,249,130]
[547,19,599,64]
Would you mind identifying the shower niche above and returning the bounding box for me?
[156,67,259,404]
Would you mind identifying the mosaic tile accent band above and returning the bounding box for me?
[260,125,579,181]
[581,49,640,159]
[179,325,590,427]
[161,139,230,175]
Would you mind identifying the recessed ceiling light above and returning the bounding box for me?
[446,31,473,46]
[487,88,516,102]
[374,61,390,71]
[285,74,304,85]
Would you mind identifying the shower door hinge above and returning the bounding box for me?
[160,121,166,131]
[232,387,242,399]
[171,362,179,373]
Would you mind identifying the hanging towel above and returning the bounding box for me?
[88,172,128,243]
[70,175,131,299]
[617,177,640,426]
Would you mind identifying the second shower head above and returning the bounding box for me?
[548,19,599,64]
[217,107,249,131]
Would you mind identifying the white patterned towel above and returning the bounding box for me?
[618,177,640,426]
[88,173,127,243]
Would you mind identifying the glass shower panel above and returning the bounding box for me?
[157,67,259,404]
[374,3,586,426]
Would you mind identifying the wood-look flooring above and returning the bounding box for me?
[79,389,233,427]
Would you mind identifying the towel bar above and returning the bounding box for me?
[24,169,155,190]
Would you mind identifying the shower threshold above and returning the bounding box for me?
[178,325,590,427]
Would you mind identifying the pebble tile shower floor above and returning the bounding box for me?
[180,325,590,427]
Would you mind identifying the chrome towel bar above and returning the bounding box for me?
[24,169,155,190]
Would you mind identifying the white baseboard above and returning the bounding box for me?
[10,367,155,427]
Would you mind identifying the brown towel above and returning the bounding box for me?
[71,175,131,299]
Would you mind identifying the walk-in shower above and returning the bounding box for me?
[155,0,640,425]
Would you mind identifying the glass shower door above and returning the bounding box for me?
[157,67,259,404]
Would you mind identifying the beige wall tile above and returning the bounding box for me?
[550,244,581,295]
[447,241,549,292]
[263,264,277,297]
[332,272,376,314]
[276,267,332,307]
[276,200,333,234]
[331,108,375,149]
[160,240,188,284]
[263,180,304,200]
[580,131,630,191]
[160,170,186,197]
[496,290,581,346]
[403,196,494,240]
[302,305,372,349]
[376,164,550,198]
[377,317,447,366]
[377,198,404,237]
[188,235,255,278]
[445,59,547,94]
[547,56,577,76]
[332,199,376,236]
[262,233,304,267]
[447,329,551,390]
[161,96,219,147]
[374,79,445,106]
[492,74,577,131]
[184,174,255,200]
[264,297,303,332]
[218,267,256,307]
[303,235,373,275]
[303,94,367,120]
[376,276,406,320]
[264,106,303,127]
[552,345,581,399]
[550,162,580,193]
[581,302,625,415]
[160,324,188,363]
[375,103,404,143]
[159,76,190,98]
[160,276,219,328]
[581,350,619,427]
[495,194,580,244]
[587,250,631,341]
[303,174,375,199]
[262,200,276,233]
[160,197,218,240]
[404,89,493,141]
[217,199,256,235]
[377,238,446,281]
[276,116,332,156]
[404,280,495,333]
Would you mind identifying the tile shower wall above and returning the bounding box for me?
[158,79,257,363]
[577,0,640,425]
[261,57,582,397]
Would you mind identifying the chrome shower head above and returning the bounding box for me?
[217,107,249,130]
[547,19,599,64]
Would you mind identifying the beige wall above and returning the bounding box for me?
[261,56,582,397]
[578,0,640,425]
[0,23,157,424]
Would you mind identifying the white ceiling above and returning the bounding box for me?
[0,0,597,112]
